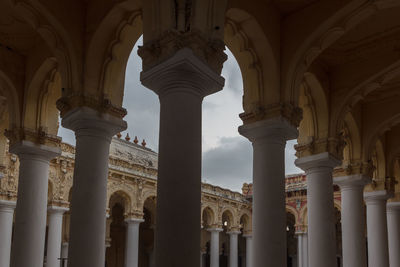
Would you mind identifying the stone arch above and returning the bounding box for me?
[0,71,20,129]
[12,0,80,91]
[297,72,329,145]
[221,207,236,229]
[23,57,61,135]
[239,212,251,234]
[224,8,279,115]
[371,139,386,180]
[108,190,133,216]
[202,206,216,228]
[284,0,400,106]
[142,194,156,226]
[286,205,299,226]
[342,112,362,165]
[85,5,143,107]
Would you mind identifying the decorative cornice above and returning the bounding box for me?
[239,102,302,128]
[333,161,374,178]
[56,93,127,120]
[138,29,227,74]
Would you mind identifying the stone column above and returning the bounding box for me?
[239,118,298,267]
[228,230,240,267]
[364,190,391,267]
[334,175,369,267]
[62,107,126,267]
[46,206,69,267]
[0,200,16,267]
[9,141,60,267]
[141,48,224,267]
[200,247,207,267]
[296,231,309,267]
[208,228,223,267]
[125,218,144,267]
[387,202,400,267]
[243,234,252,267]
[295,152,340,267]
[61,242,68,267]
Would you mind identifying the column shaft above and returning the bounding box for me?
[365,191,390,267]
[387,202,400,267]
[296,153,339,267]
[228,231,239,267]
[62,108,126,267]
[125,218,144,267]
[297,234,304,267]
[244,235,252,267]
[335,175,368,267]
[239,119,297,267]
[209,228,222,267]
[46,206,68,267]
[141,48,224,267]
[10,142,60,267]
[0,200,16,267]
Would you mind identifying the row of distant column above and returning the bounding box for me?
[205,228,252,267]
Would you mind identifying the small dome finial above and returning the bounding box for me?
[125,133,131,142]
[141,139,146,147]
[134,136,139,144]
[116,132,122,139]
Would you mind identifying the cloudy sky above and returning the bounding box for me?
[58,37,302,192]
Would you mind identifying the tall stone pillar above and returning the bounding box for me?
[239,118,298,267]
[0,200,16,267]
[61,242,68,267]
[334,174,369,267]
[9,140,60,267]
[228,230,240,267]
[141,48,224,267]
[243,234,253,267]
[208,228,222,267]
[296,231,308,267]
[387,202,400,267]
[61,107,126,267]
[125,218,144,267]
[295,152,340,267]
[46,206,69,267]
[364,190,391,267]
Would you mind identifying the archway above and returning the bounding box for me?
[138,196,156,267]
[286,212,297,267]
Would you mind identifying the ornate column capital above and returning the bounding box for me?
[61,107,127,141]
[124,217,145,225]
[207,227,223,233]
[295,224,308,234]
[239,116,298,145]
[295,136,346,160]
[387,202,400,212]
[364,190,393,204]
[334,174,371,190]
[295,152,341,173]
[140,47,225,99]
[138,30,227,74]
[5,128,61,155]
[47,206,69,215]
[8,139,61,162]
[56,94,127,120]
[227,230,241,236]
[0,200,16,212]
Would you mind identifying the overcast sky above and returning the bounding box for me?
[58,37,302,192]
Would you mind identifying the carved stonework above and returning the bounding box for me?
[138,30,227,74]
[295,135,346,160]
[5,127,61,149]
[239,102,303,128]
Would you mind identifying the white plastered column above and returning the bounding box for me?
[240,118,297,267]
[46,206,69,267]
[62,107,126,267]
[296,231,308,267]
[334,174,369,267]
[10,141,60,267]
[0,200,16,267]
[228,230,240,267]
[243,234,253,267]
[141,48,224,267]
[295,152,340,267]
[364,190,391,267]
[387,202,400,267]
[208,228,223,267]
[125,218,144,267]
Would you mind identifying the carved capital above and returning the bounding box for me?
[295,136,346,160]
[138,30,227,74]
[5,127,61,151]
[56,93,127,120]
[239,102,302,128]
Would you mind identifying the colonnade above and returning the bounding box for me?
[0,47,399,267]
